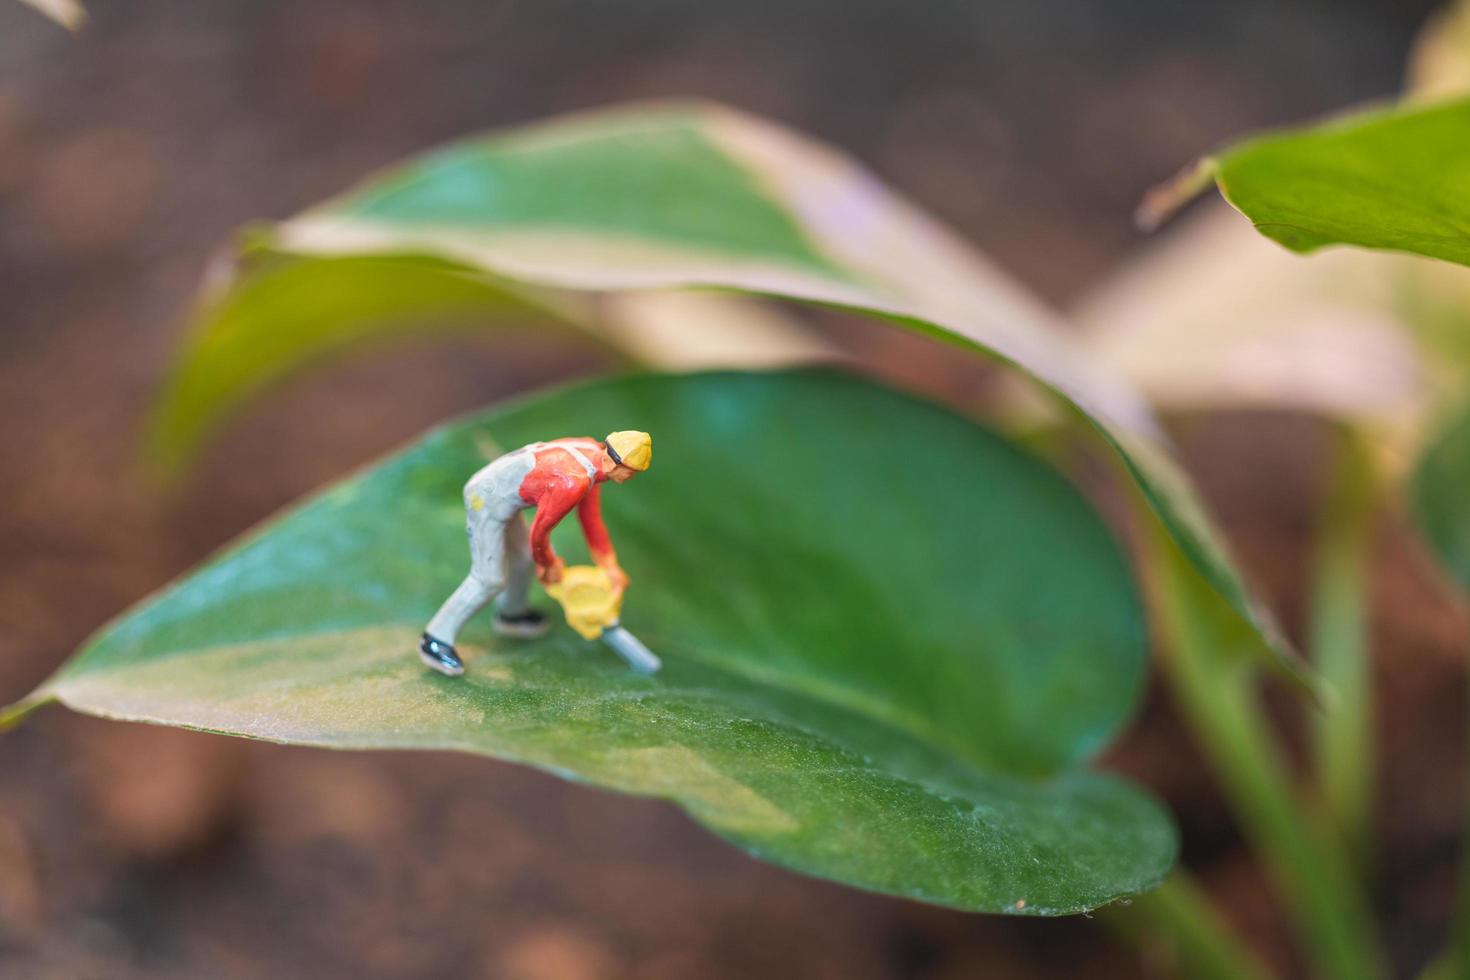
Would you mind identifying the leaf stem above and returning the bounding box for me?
[1147,526,1386,980]
[1104,872,1275,980]
[1309,427,1376,863]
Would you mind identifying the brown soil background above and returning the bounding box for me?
[1,1,1465,976]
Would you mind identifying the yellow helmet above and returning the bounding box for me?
[605,430,652,471]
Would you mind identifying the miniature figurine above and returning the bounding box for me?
[419,430,653,677]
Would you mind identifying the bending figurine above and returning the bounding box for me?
[419,430,653,677]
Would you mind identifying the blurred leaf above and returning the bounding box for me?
[1078,202,1428,429]
[16,0,84,29]
[12,370,1174,913]
[597,289,838,370]
[1107,26,1470,445]
[1407,0,1470,104]
[1101,1,1470,439]
[152,249,836,471]
[150,252,590,472]
[158,101,1312,691]
[1197,97,1470,268]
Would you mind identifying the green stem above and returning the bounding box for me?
[1417,689,1470,980]
[1458,822,1470,980]
[1309,428,1376,863]
[1453,725,1470,980]
[1105,872,1275,980]
[1414,949,1457,980]
[1148,526,1386,980]
[1407,402,1470,978]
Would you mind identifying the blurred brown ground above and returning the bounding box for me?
[1,0,1466,976]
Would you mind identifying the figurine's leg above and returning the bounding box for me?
[493,514,550,638]
[425,574,500,645]
[420,515,509,676]
[497,515,534,616]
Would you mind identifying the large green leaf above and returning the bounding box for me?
[8,370,1174,914]
[152,101,1311,691]
[1178,97,1470,268]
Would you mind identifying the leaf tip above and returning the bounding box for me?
[1135,157,1218,233]
[0,691,54,732]
[19,0,86,30]
[1271,644,1332,708]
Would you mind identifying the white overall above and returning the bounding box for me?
[425,441,600,645]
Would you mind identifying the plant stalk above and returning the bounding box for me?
[1104,872,1275,980]
[1455,795,1470,980]
[1415,682,1470,980]
[1309,427,1376,864]
[1147,526,1386,980]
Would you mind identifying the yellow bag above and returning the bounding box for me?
[543,565,624,640]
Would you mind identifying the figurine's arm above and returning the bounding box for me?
[528,482,582,584]
[577,484,628,590]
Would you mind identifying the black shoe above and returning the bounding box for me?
[419,633,464,677]
[493,608,551,638]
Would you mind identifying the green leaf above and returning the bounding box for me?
[15,369,1174,914]
[1203,97,1470,267]
[153,101,1313,692]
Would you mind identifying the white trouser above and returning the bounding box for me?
[425,502,535,646]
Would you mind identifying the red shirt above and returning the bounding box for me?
[517,438,616,574]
